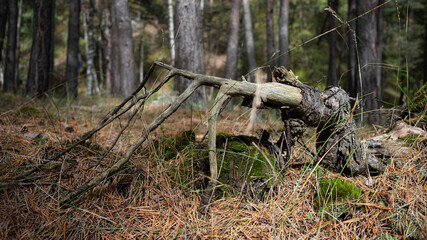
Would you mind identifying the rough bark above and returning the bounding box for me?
[278,0,289,68]
[65,0,81,99]
[375,0,384,100]
[168,0,175,65]
[266,0,275,82]
[286,86,366,175]
[111,0,136,98]
[13,0,22,90]
[174,0,205,106]
[139,31,144,83]
[356,0,380,124]
[224,0,240,80]
[26,0,55,97]
[4,0,18,93]
[85,0,99,96]
[242,0,256,82]
[0,0,8,87]
[347,0,357,97]
[97,34,104,88]
[327,0,338,87]
[103,8,112,93]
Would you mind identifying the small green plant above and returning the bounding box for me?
[376,232,397,240]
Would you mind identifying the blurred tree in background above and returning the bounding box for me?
[0,0,425,122]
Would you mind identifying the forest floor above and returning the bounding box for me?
[0,92,426,239]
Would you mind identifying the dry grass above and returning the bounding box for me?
[0,95,425,239]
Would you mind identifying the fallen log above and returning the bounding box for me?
[60,61,383,206]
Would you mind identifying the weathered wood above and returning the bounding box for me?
[155,61,302,107]
[61,61,382,206]
[61,77,202,206]
[208,86,231,181]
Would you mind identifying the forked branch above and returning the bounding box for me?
[61,61,378,206]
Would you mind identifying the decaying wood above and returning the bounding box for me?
[60,61,397,206]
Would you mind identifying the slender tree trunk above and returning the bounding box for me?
[242,0,256,82]
[278,0,289,68]
[65,0,81,99]
[347,0,357,97]
[111,0,136,98]
[375,0,384,100]
[104,8,112,93]
[224,0,240,80]
[26,0,55,97]
[4,0,18,93]
[168,0,175,65]
[97,34,104,89]
[327,0,338,87]
[83,13,92,96]
[356,0,380,124]
[85,0,98,96]
[14,0,22,89]
[0,0,8,87]
[174,0,205,106]
[266,0,275,82]
[139,27,144,83]
[110,3,119,95]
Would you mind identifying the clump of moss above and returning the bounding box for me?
[317,178,361,201]
[315,177,362,219]
[17,106,42,116]
[0,92,20,102]
[213,133,274,198]
[162,131,274,199]
[161,130,196,160]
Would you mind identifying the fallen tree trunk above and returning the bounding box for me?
[60,61,377,206]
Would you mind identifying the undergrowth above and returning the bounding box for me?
[0,95,425,239]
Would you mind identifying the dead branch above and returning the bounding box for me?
[60,61,391,206]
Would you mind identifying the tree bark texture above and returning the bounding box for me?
[278,0,289,68]
[139,32,144,83]
[266,0,275,82]
[355,0,380,124]
[26,0,55,97]
[0,0,8,86]
[224,0,240,80]
[174,0,205,105]
[4,0,18,93]
[104,8,112,93]
[65,0,81,99]
[13,0,22,90]
[168,0,175,65]
[85,0,99,96]
[285,86,366,175]
[375,0,384,100]
[242,0,256,82]
[347,0,356,98]
[348,0,384,124]
[111,0,136,98]
[327,0,338,87]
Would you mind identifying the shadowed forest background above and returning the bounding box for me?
[0,0,426,239]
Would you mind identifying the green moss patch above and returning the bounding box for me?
[160,131,275,199]
[315,177,362,219]
[17,106,42,116]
